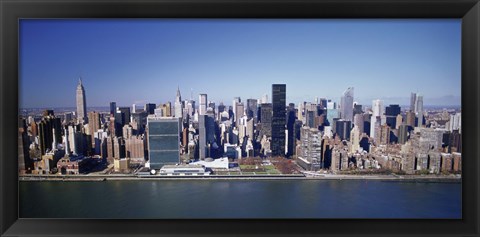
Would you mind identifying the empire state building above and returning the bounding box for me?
[76,78,87,124]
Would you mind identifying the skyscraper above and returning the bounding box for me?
[88,111,101,148]
[271,84,286,157]
[410,93,417,112]
[199,94,207,115]
[109,102,117,116]
[340,87,354,121]
[246,99,258,120]
[260,103,272,138]
[175,87,183,118]
[144,103,156,115]
[385,104,401,129]
[76,78,87,124]
[147,117,181,169]
[416,95,424,127]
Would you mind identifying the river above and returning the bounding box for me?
[19,180,461,218]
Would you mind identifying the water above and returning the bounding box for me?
[19,180,461,219]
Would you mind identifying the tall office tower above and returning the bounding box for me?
[246,99,258,120]
[371,99,384,118]
[199,94,207,115]
[415,95,424,127]
[144,103,156,115]
[87,111,101,148]
[147,117,181,169]
[385,104,401,129]
[198,115,215,160]
[379,124,391,145]
[449,113,462,132]
[232,97,241,121]
[271,84,286,156]
[398,124,409,144]
[113,136,126,159]
[235,102,245,127]
[335,119,351,141]
[114,111,126,137]
[106,135,116,162]
[353,113,364,136]
[340,87,354,121]
[370,116,380,139]
[286,103,296,157]
[260,103,273,138]
[406,110,415,127]
[363,113,371,135]
[109,102,117,116]
[186,100,195,117]
[395,114,403,130]
[161,102,172,117]
[350,126,360,153]
[76,78,87,124]
[175,87,183,118]
[132,104,137,113]
[297,103,304,121]
[118,107,131,125]
[38,114,62,155]
[410,93,417,112]
[305,110,315,128]
[131,111,148,134]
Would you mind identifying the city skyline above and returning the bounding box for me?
[20,19,461,108]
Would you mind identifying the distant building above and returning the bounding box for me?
[175,87,183,118]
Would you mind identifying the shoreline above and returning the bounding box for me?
[19,174,462,182]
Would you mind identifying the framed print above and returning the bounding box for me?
[1,0,479,236]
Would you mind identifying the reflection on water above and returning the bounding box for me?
[20,180,461,219]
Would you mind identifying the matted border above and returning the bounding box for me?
[1,0,479,236]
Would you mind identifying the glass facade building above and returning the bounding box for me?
[271,84,286,156]
[147,117,181,169]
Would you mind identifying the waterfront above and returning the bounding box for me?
[20,180,461,219]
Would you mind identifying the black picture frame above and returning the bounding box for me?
[1,0,479,236]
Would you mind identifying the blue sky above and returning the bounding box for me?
[20,19,461,108]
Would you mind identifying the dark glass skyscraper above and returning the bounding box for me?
[271,84,286,157]
[109,102,116,116]
[385,104,401,129]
